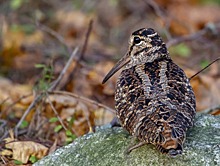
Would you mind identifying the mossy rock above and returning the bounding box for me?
[34,114,220,166]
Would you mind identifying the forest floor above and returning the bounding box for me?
[0,0,220,165]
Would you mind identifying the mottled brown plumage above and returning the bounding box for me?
[102,28,196,156]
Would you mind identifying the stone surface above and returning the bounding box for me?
[34,114,220,166]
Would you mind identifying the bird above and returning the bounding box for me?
[102,28,196,156]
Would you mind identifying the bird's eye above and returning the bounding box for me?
[134,36,141,44]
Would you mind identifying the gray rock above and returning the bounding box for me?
[34,114,220,166]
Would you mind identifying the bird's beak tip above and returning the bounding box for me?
[102,53,130,84]
[102,79,106,84]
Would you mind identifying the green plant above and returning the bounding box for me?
[20,120,29,129]
[200,60,210,69]
[169,43,191,58]
[65,129,77,144]
[35,63,54,92]
[10,0,26,10]
[14,160,23,165]
[29,155,38,163]
[49,116,77,144]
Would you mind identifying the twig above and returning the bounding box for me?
[167,29,207,47]
[48,90,115,114]
[145,0,171,39]
[146,0,165,20]
[0,156,6,165]
[0,97,10,107]
[189,57,220,80]
[0,119,7,127]
[2,93,32,115]
[0,119,7,141]
[58,20,93,89]
[0,131,9,142]
[145,1,220,46]
[49,47,79,90]
[46,92,67,131]
[200,105,220,114]
[14,47,79,137]
[14,94,43,137]
[167,22,220,47]
[80,19,93,60]
[0,97,9,117]
[36,21,71,54]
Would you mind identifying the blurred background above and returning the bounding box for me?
[0,0,220,164]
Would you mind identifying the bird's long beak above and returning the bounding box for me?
[102,53,130,84]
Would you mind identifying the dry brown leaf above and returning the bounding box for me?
[2,22,43,49]
[87,61,118,95]
[156,0,220,34]
[4,129,15,143]
[213,109,220,115]
[94,108,114,126]
[185,69,220,111]
[45,94,95,136]
[87,61,116,83]
[0,149,13,156]
[48,139,58,154]
[55,10,91,44]
[3,130,48,164]
[5,141,48,164]
[0,78,32,104]
[198,75,220,111]
[47,94,78,107]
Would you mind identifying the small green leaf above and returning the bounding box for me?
[200,60,210,69]
[201,0,220,5]
[10,0,24,10]
[20,120,28,129]
[67,117,75,126]
[65,130,73,137]
[71,134,77,140]
[35,63,46,69]
[54,125,62,132]
[169,44,191,57]
[45,74,52,79]
[10,24,20,32]
[45,67,52,72]
[29,155,38,163]
[14,160,23,165]
[49,117,59,123]
[65,137,73,143]
[20,24,35,34]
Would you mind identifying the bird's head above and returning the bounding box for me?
[102,28,170,84]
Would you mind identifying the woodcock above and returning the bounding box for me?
[102,28,196,156]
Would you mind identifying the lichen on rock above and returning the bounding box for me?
[34,114,220,166]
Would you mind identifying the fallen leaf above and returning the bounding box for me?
[185,69,220,111]
[48,138,58,154]
[0,149,13,156]
[5,141,48,164]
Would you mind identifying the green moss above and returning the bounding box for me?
[35,114,220,166]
